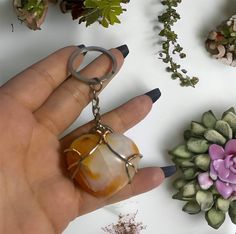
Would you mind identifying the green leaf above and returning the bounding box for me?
[205,208,225,229]
[173,178,187,190]
[210,186,219,195]
[229,200,236,224]
[182,201,201,214]
[180,161,195,168]
[100,17,109,27]
[172,158,193,168]
[222,107,236,118]
[183,130,192,141]
[85,9,101,26]
[216,198,230,212]
[196,190,214,211]
[182,182,197,197]
[84,0,98,8]
[108,11,120,24]
[187,138,209,153]
[191,121,206,136]
[169,144,193,158]
[183,168,197,180]
[204,129,226,145]
[194,154,210,171]
[215,120,233,139]
[23,0,46,19]
[83,0,126,27]
[201,111,217,128]
[172,191,194,201]
[222,112,236,132]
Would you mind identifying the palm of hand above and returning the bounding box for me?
[0,93,78,233]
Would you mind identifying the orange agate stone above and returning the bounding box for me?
[66,132,141,197]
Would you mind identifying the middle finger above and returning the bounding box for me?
[34,46,127,135]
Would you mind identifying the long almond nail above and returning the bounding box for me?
[115,44,129,58]
[145,88,161,103]
[161,165,177,178]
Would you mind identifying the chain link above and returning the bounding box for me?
[90,79,103,127]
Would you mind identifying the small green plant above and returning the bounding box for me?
[13,0,129,30]
[170,107,236,229]
[78,0,128,27]
[21,0,45,18]
[158,0,199,87]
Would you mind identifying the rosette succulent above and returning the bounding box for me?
[170,107,236,229]
[206,15,236,66]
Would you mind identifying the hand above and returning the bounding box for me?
[0,45,165,234]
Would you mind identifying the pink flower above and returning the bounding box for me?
[198,139,236,199]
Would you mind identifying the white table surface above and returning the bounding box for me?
[1,0,236,233]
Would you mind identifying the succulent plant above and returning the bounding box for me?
[206,15,236,66]
[170,107,236,229]
[13,0,129,30]
[13,0,49,30]
[60,0,129,28]
[158,0,199,87]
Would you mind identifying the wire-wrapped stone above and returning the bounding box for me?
[65,130,142,197]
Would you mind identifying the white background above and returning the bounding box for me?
[0,0,236,233]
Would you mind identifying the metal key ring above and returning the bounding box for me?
[68,46,118,85]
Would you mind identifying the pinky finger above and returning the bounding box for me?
[105,167,165,205]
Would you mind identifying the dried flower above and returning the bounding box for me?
[102,211,146,234]
[158,0,199,87]
[170,107,236,229]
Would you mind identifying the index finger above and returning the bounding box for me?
[0,45,84,111]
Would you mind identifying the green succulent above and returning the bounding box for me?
[13,0,129,30]
[13,0,49,30]
[80,0,127,27]
[170,107,236,229]
[158,0,199,87]
[21,0,45,18]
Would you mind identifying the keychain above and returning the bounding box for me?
[65,46,142,197]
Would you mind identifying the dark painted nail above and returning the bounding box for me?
[145,88,161,103]
[78,44,85,49]
[115,44,129,58]
[161,165,177,178]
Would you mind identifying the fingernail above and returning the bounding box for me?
[145,88,161,103]
[77,44,85,49]
[115,44,129,58]
[161,165,177,178]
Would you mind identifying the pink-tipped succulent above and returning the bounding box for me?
[198,141,236,199]
[170,108,236,229]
